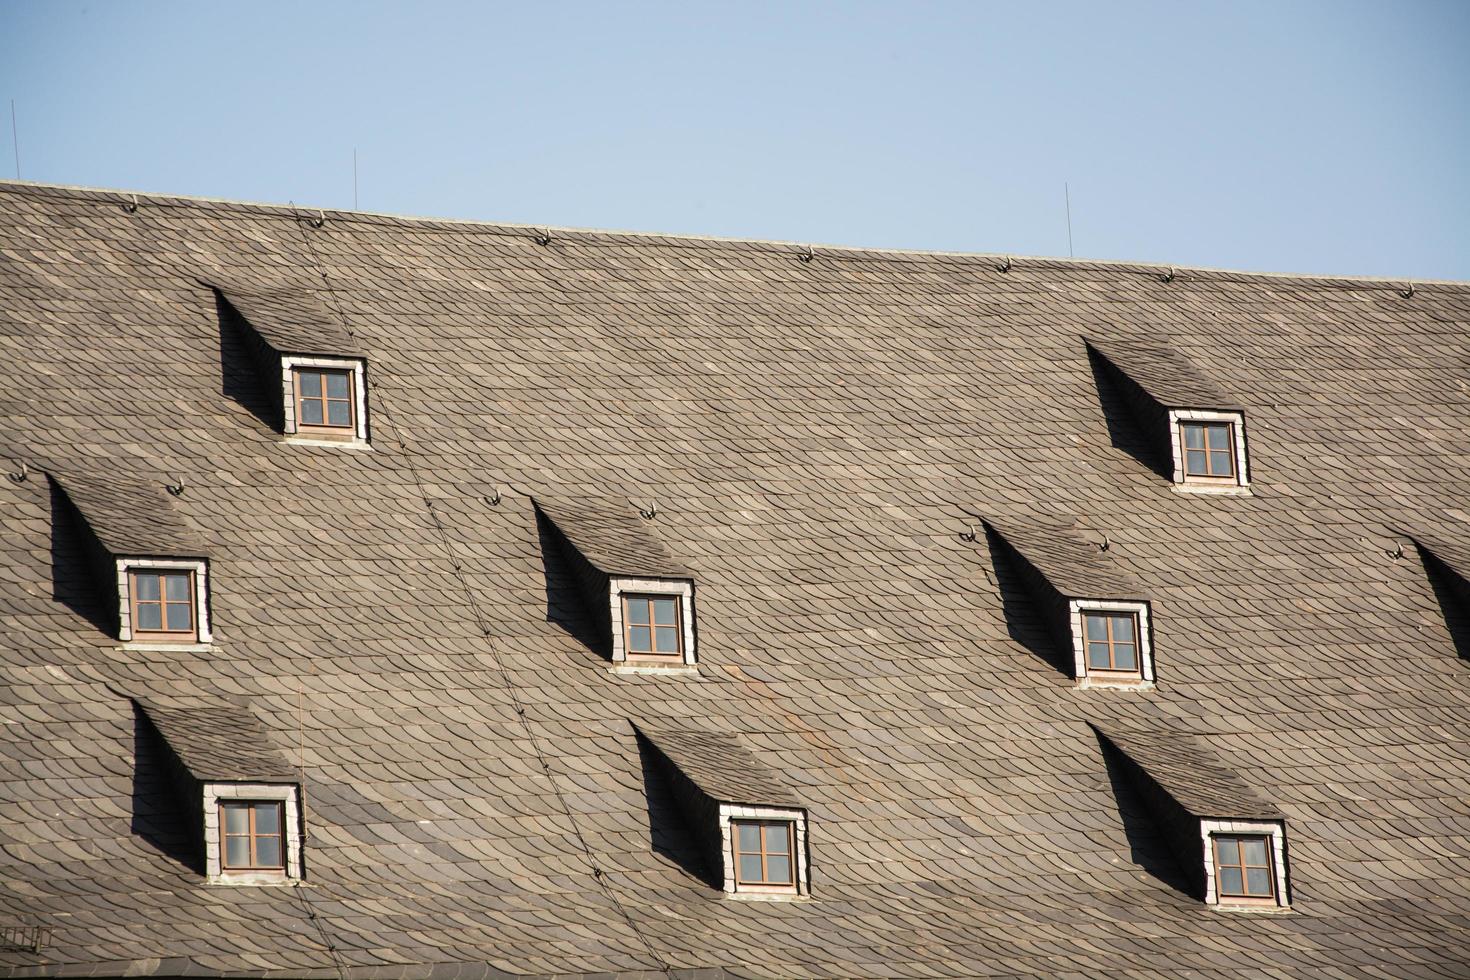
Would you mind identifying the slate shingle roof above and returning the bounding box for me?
[634,722,799,808]
[978,512,1142,599]
[1092,721,1282,821]
[1085,333,1245,411]
[205,278,361,357]
[534,496,691,578]
[47,464,208,558]
[3,179,1470,979]
[133,695,296,783]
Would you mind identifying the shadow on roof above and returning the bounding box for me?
[48,481,112,637]
[985,530,1071,679]
[536,510,614,663]
[1086,346,1173,483]
[1095,734,1196,902]
[1423,557,1470,663]
[636,734,721,891]
[130,703,202,875]
[216,290,282,435]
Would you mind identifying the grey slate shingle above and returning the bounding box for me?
[2,179,1470,979]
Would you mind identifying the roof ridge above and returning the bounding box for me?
[2,178,1465,290]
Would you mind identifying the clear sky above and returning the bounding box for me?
[2,0,1467,279]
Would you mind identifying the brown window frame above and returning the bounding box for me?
[292,366,357,438]
[1212,834,1278,906]
[1081,610,1142,677]
[621,593,684,661]
[128,568,198,643]
[219,800,287,873]
[1179,420,1237,483]
[731,819,798,894]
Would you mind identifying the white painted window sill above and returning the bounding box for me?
[282,435,373,450]
[117,642,214,653]
[1172,482,1252,496]
[205,874,300,887]
[1078,677,1156,691]
[609,663,702,678]
[1210,901,1292,914]
[724,890,810,903]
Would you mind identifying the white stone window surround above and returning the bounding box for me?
[718,803,809,900]
[1070,599,1153,686]
[116,557,212,645]
[204,782,303,885]
[1168,409,1250,492]
[1201,818,1290,910]
[281,355,369,443]
[609,577,696,666]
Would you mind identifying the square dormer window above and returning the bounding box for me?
[1201,819,1288,909]
[622,594,683,660]
[609,578,696,668]
[294,368,355,433]
[130,568,196,641]
[221,800,286,872]
[281,356,369,445]
[1181,421,1236,481]
[1168,410,1249,491]
[117,558,211,646]
[733,819,797,893]
[1070,600,1153,686]
[1083,611,1139,674]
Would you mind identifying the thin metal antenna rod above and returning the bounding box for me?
[353,148,358,210]
[10,100,19,179]
[1065,181,1074,258]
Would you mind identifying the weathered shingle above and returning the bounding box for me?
[534,495,691,579]
[1085,334,1243,411]
[635,720,799,808]
[206,278,360,357]
[48,465,207,558]
[1092,720,1281,820]
[135,695,296,783]
[977,512,1141,599]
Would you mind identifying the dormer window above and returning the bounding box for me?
[129,568,196,642]
[732,818,798,894]
[1072,600,1153,686]
[117,558,211,646]
[293,367,355,433]
[1212,835,1275,904]
[221,800,286,872]
[281,356,368,444]
[1180,420,1237,481]
[622,593,683,660]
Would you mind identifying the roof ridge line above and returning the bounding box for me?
[2,178,1465,289]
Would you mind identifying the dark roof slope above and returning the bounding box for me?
[3,180,1470,979]
[534,495,691,578]
[635,721,799,807]
[1085,333,1244,410]
[135,695,296,783]
[1093,721,1281,820]
[49,464,208,558]
[977,512,1142,599]
[206,279,361,357]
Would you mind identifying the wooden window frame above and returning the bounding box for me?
[1211,833,1278,906]
[620,592,684,661]
[1179,420,1238,484]
[731,819,798,895]
[128,568,198,643]
[219,800,287,873]
[292,367,357,439]
[1082,610,1142,677]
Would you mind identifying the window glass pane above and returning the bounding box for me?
[763,823,789,853]
[1206,424,1230,450]
[625,599,649,625]
[1186,449,1208,474]
[765,853,791,883]
[135,573,160,600]
[1241,838,1269,866]
[325,372,349,399]
[301,400,325,425]
[298,371,322,397]
[1210,449,1233,474]
[225,835,250,868]
[737,823,761,852]
[1183,425,1204,449]
[628,626,651,651]
[1087,643,1112,669]
[738,854,763,882]
[1111,644,1137,670]
[1112,615,1135,642]
[165,602,193,631]
[164,573,190,601]
[651,598,677,626]
[254,803,281,834]
[1218,866,1244,895]
[136,603,163,631]
[223,804,249,835]
[1084,615,1107,641]
[254,836,282,868]
[1245,867,1272,895]
[654,626,679,653]
[326,400,351,426]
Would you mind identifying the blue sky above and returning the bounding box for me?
[2,0,1467,279]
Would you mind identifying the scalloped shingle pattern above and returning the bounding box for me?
[2,180,1470,979]
[533,496,690,579]
[134,695,296,784]
[1084,334,1245,411]
[1092,721,1282,820]
[634,721,799,808]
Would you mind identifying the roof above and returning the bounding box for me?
[634,721,800,808]
[134,695,297,784]
[534,495,691,579]
[205,278,361,357]
[3,178,1470,979]
[1092,721,1282,821]
[977,512,1143,600]
[47,464,208,558]
[1085,333,1245,411]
